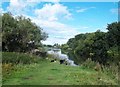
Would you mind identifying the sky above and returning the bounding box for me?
[1,0,119,45]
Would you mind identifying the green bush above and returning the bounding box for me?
[2,52,40,64]
[102,63,119,81]
[81,58,97,69]
[81,58,118,81]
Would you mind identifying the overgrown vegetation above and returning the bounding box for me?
[2,56,118,85]
[2,13,48,52]
[1,12,119,85]
[61,22,120,65]
[61,22,120,82]
[2,52,40,64]
[2,52,42,81]
[1,13,48,84]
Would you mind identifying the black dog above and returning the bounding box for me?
[51,60,55,62]
[59,60,65,64]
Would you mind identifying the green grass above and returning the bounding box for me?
[2,52,40,64]
[3,59,118,85]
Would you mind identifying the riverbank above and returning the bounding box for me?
[2,52,118,85]
[2,59,118,85]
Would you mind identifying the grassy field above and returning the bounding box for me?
[2,56,118,85]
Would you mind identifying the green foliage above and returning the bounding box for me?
[2,52,44,82]
[60,44,69,54]
[2,13,48,52]
[81,58,97,69]
[106,22,120,65]
[61,22,119,84]
[107,46,119,64]
[106,22,120,46]
[63,22,120,66]
[91,31,108,64]
[2,52,40,64]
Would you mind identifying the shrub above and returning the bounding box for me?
[2,52,42,81]
[2,63,15,81]
[81,58,118,81]
[94,62,102,71]
[102,63,119,80]
[2,52,40,64]
[81,58,97,69]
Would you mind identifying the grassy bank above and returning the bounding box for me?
[2,52,118,85]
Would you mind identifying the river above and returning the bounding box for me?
[47,48,77,66]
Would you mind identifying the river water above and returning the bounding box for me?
[47,48,77,66]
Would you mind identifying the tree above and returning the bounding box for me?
[63,22,119,66]
[106,22,120,65]
[2,13,48,52]
[91,30,108,65]
[106,22,120,47]
[60,44,69,54]
[0,14,2,51]
[2,13,17,51]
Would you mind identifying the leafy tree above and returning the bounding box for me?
[91,30,108,65]
[106,22,120,47]
[63,22,120,66]
[60,44,69,54]
[0,15,2,51]
[2,13,48,52]
[2,13,17,51]
[106,22,120,65]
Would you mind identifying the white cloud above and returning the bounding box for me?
[110,8,118,14]
[7,0,61,16]
[0,8,4,14]
[32,18,79,45]
[35,3,72,21]
[76,8,87,13]
[31,3,77,45]
[28,0,60,3]
[41,37,67,45]
[7,0,25,14]
[7,0,40,15]
[6,1,78,45]
[76,7,96,13]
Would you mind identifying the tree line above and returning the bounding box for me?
[1,13,48,52]
[61,22,120,66]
